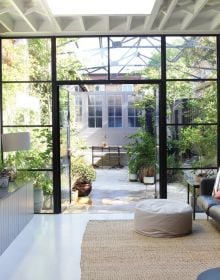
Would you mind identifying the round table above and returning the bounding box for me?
[197,267,220,280]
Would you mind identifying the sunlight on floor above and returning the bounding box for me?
[62,167,186,213]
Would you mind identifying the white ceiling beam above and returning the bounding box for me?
[126,16,132,31]
[9,0,37,31]
[24,7,47,17]
[144,0,163,30]
[181,0,209,30]
[211,13,220,29]
[0,14,14,32]
[38,0,61,31]
[79,16,85,31]
[158,0,178,30]
[107,16,109,32]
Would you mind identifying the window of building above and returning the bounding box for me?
[122,84,134,92]
[74,95,82,122]
[128,96,141,127]
[94,85,105,92]
[88,95,102,127]
[108,95,122,128]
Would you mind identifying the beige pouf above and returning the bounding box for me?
[134,199,192,237]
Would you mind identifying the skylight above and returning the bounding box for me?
[46,0,156,15]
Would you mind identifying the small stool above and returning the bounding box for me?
[197,267,220,280]
[134,199,192,237]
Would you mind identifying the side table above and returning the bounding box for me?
[185,177,200,220]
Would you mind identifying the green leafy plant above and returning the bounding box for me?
[125,129,156,182]
[71,157,96,186]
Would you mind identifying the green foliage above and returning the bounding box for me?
[71,157,96,184]
[179,125,216,167]
[32,172,53,195]
[125,129,156,177]
[56,38,84,80]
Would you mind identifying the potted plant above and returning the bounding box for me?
[125,143,139,181]
[140,166,155,184]
[71,157,96,197]
[126,129,156,184]
[0,165,9,188]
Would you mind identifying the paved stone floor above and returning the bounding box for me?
[62,167,190,214]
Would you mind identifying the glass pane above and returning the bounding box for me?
[115,117,122,127]
[128,117,135,127]
[115,96,122,105]
[96,107,102,117]
[95,96,103,106]
[2,38,51,81]
[108,107,114,116]
[88,96,95,105]
[56,37,108,80]
[167,125,217,169]
[128,108,134,116]
[166,81,217,124]
[3,83,52,126]
[96,118,102,128]
[166,36,217,79]
[110,36,161,80]
[88,107,95,116]
[108,97,114,105]
[60,86,71,209]
[2,127,52,170]
[136,118,141,127]
[115,107,122,116]
[88,117,95,127]
[108,117,114,127]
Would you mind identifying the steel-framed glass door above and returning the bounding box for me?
[59,86,72,209]
[57,82,161,213]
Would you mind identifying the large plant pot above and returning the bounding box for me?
[0,176,9,188]
[129,173,137,182]
[75,182,92,197]
[143,176,155,184]
[43,194,53,210]
[34,188,43,213]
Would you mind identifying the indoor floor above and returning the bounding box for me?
[0,169,204,280]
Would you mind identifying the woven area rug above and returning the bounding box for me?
[81,219,220,280]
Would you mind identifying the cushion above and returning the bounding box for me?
[214,189,220,199]
[212,169,220,197]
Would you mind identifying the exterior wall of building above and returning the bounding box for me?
[71,84,141,148]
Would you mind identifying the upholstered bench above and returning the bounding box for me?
[134,199,192,237]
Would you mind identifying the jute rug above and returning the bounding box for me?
[81,219,220,280]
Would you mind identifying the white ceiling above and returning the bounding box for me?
[0,0,220,36]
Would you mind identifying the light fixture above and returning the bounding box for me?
[2,132,31,152]
[46,0,156,15]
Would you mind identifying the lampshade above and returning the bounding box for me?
[2,132,31,152]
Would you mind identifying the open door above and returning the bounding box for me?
[59,86,72,209]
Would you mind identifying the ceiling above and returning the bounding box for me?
[0,0,220,36]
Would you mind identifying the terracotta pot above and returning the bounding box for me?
[75,182,92,197]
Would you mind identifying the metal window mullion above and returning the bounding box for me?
[217,35,220,167]
[160,35,167,199]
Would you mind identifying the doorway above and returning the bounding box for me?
[58,82,161,213]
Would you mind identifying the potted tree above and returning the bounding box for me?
[126,129,156,184]
[136,130,156,184]
[71,157,96,197]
